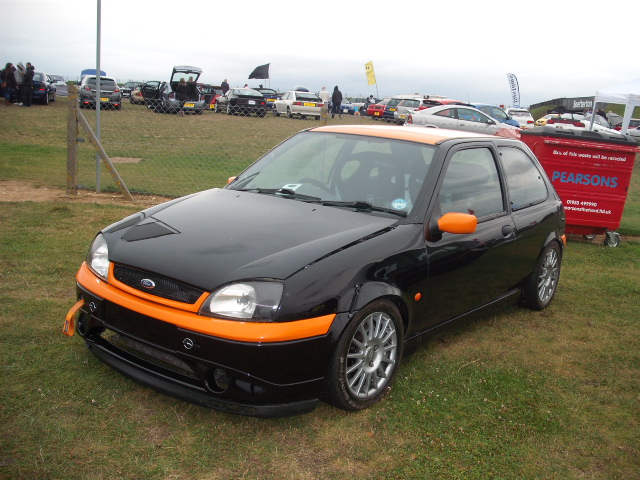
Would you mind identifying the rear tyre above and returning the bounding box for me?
[521,242,561,310]
[287,107,293,119]
[324,300,404,411]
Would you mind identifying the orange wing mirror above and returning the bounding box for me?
[437,212,477,234]
[227,176,237,184]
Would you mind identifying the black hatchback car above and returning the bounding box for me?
[215,88,267,116]
[64,125,566,417]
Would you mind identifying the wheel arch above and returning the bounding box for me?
[349,282,410,333]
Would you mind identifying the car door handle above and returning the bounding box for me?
[502,225,515,238]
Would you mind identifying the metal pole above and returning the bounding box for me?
[95,0,102,192]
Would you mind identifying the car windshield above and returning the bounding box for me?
[235,88,262,96]
[227,131,436,217]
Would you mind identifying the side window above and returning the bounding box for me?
[499,147,548,211]
[493,108,508,121]
[438,148,505,219]
[457,108,482,123]
[435,108,454,118]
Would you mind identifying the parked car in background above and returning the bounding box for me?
[31,72,56,105]
[393,98,424,124]
[254,87,280,109]
[215,88,267,116]
[336,97,356,115]
[535,114,558,127]
[417,98,469,111]
[406,104,521,137]
[606,112,623,129]
[121,81,143,98]
[472,104,520,127]
[350,97,380,115]
[381,95,424,123]
[149,66,206,114]
[78,75,121,109]
[200,84,223,110]
[273,90,323,119]
[48,74,67,96]
[350,97,366,113]
[130,86,145,105]
[141,80,163,109]
[546,113,622,136]
[505,108,535,129]
[367,98,390,118]
[66,124,565,417]
[622,119,640,140]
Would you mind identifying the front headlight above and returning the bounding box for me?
[199,281,283,322]
[86,233,109,280]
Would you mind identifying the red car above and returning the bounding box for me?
[417,98,469,110]
[367,98,389,118]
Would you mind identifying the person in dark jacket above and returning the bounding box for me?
[221,79,229,94]
[331,85,343,119]
[22,62,34,107]
[2,62,18,106]
[175,78,189,116]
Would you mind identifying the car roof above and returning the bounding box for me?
[308,124,496,145]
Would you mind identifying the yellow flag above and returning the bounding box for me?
[365,61,376,86]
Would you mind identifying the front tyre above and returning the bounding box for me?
[521,242,562,310]
[325,300,404,411]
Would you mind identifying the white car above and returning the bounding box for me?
[274,90,323,119]
[505,108,535,129]
[49,74,68,96]
[546,113,623,136]
[405,104,520,136]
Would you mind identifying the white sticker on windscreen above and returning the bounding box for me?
[391,198,407,210]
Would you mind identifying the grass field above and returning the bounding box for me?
[1,98,639,480]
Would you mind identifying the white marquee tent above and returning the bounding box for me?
[590,78,640,133]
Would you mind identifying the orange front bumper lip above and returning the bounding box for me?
[74,263,336,343]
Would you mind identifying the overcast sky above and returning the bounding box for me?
[1,0,638,107]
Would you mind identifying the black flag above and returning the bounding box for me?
[248,63,270,79]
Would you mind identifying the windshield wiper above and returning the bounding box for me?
[239,188,321,201]
[313,200,408,217]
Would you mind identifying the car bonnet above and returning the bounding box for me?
[104,188,398,290]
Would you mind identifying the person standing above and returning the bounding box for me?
[221,79,229,94]
[319,86,330,123]
[22,62,34,107]
[331,85,343,119]
[175,78,189,116]
[2,62,18,106]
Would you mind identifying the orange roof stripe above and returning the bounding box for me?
[310,124,490,144]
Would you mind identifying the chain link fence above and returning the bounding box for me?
[70,85,378,199]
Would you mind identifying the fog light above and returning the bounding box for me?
[209,368,229,393]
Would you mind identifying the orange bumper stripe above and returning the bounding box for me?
[76,263,336,343]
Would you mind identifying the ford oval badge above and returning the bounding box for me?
[140,278,156,289]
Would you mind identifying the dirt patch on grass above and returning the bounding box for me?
[0,180,161,207]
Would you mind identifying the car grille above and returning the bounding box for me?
[100,329,197,379]
[113,264,205,304]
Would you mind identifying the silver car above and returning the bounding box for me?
[405,105,519,135]
[273,90,323,119]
